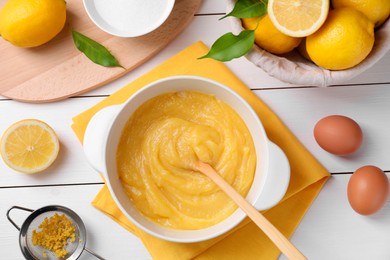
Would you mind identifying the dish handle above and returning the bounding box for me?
[83,105,121,176]
[254,141,291,210]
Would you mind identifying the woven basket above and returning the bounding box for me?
[226,0,390,86]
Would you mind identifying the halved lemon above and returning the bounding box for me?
[268,0,329,37]
[0,119,60,174]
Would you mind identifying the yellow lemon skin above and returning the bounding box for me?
[297,38,311,61]
[332,0,390,27]
[306,8,375,70]
[242,15,302,55]
[0,0,66,48]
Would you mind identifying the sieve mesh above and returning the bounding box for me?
[19,206,86,260]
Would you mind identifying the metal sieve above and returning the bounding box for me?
[7,205,105,260]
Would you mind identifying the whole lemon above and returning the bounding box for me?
[0,0,66,48]
[242,15,302,55]
[306,8,374,70]
[297,39,311,61]
[332,0,390,27]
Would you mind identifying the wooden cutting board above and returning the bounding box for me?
[0,0,202,103]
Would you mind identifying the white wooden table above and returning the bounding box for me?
[1,1,389,259]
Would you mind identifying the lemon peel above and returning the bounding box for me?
[332,0,390,27]
[306,8,375,70]
[242,15,302,55]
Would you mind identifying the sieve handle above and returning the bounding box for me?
[85,247,107,260]
[6,206,34,231]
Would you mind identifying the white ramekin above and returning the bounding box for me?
[83,0,175,37]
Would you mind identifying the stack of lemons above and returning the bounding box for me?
[242,0,390,70]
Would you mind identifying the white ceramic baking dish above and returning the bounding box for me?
[83,75,290,243]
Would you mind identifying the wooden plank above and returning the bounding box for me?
[0,98,104,187]
[68,16,390,97]
[198,0,226,14]
[280,173,390,260]
[0,184,150,260]
[1,84,390,187]
[256,83,390,173]
[1,13,390,101]
[1,174,388,259]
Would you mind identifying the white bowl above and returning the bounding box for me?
[83,76,290,243]
[83,0,175,37]
[226,0,390,87]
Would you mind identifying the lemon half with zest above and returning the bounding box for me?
[1,119,59,174]
[268,0,329,37]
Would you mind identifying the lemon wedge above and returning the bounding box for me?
[268,0,329,37]
[0,119,59,174]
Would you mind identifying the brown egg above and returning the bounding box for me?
[347,165,389,215]
[314,115,363,155]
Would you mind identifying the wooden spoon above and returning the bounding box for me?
[195,161,307,260]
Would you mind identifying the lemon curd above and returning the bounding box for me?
[116,91,256,229]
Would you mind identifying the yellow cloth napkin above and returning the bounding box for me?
[71,41,330,259]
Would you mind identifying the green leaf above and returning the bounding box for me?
[198,30,255,62]
[72,31,124,68]
[221,0,268,19]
